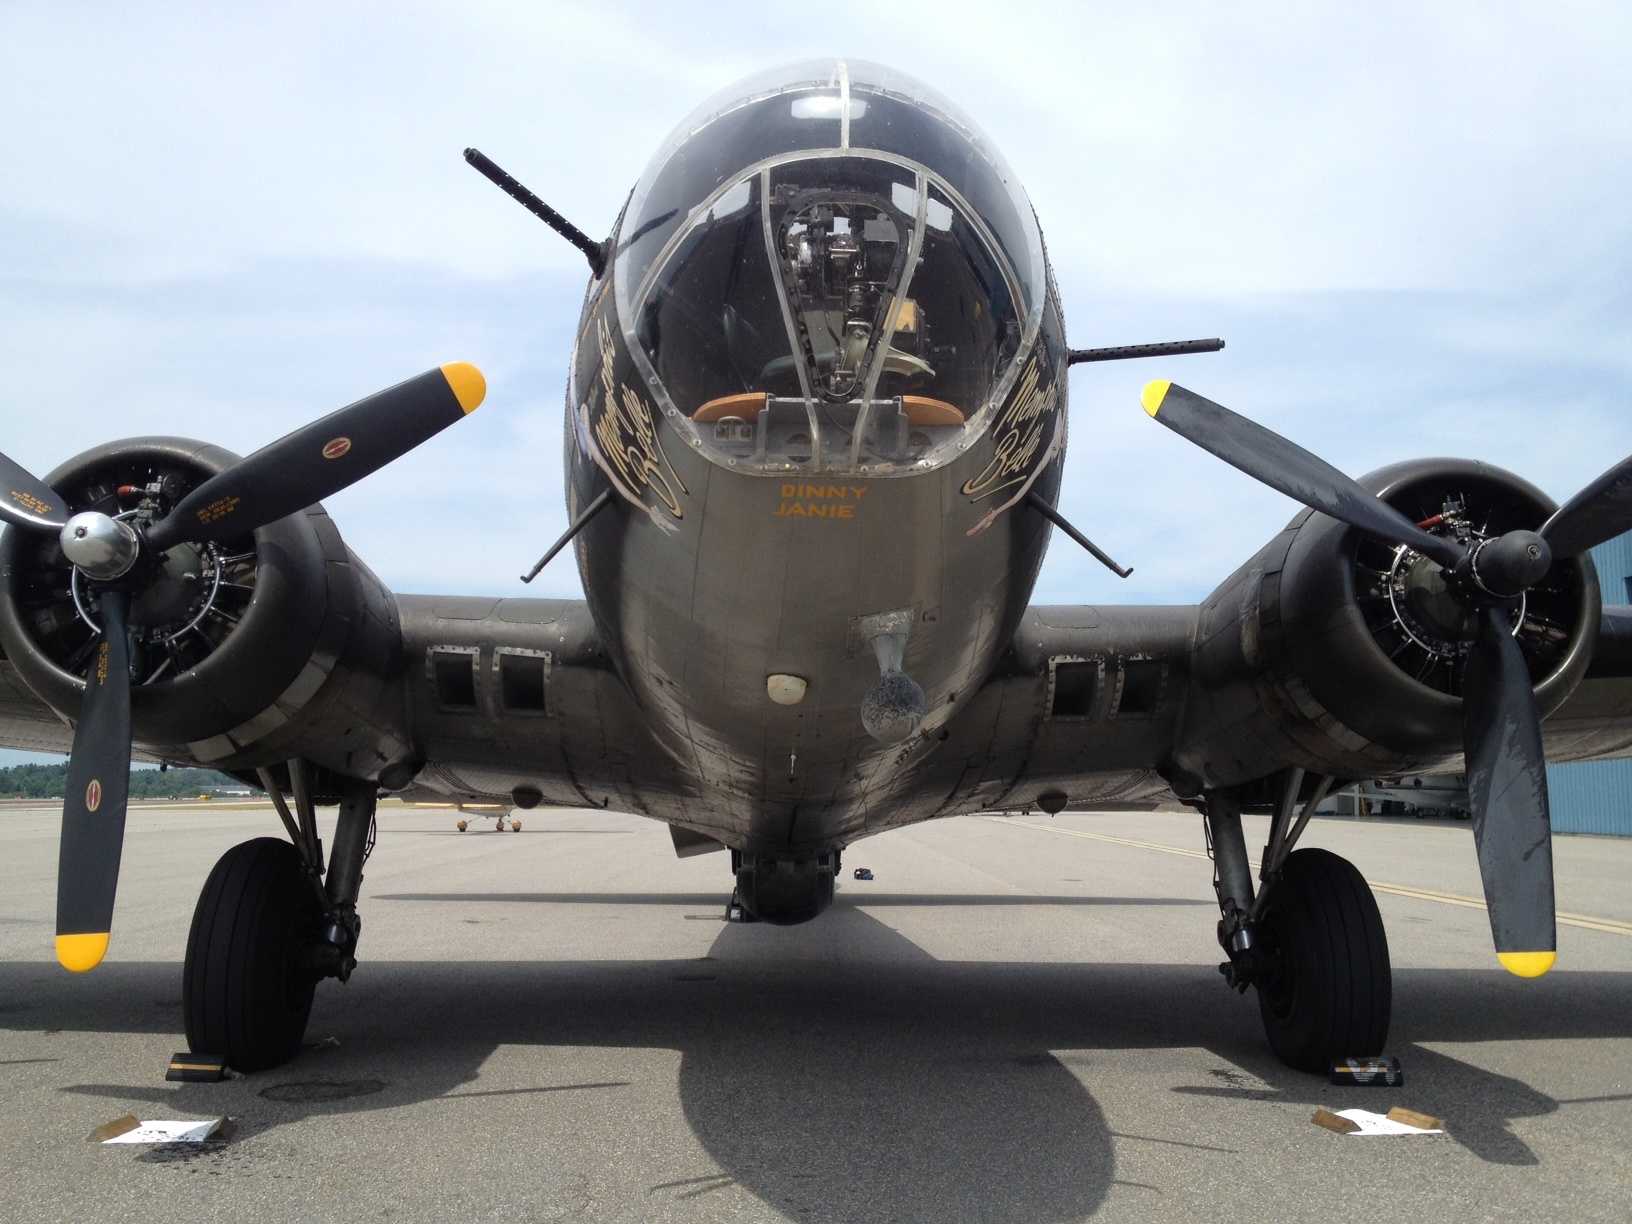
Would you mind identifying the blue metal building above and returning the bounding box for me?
[1546,533,1632,836]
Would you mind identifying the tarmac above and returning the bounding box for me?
[1,801,1629,1223]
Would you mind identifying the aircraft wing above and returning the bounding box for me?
[0,591,686,818]
[9,583,1632,822]
[0,651,74,755]
[387,595,689,814]
[921,605,1199,816]
[1542,604,1632,761]
[954,601,1632,813]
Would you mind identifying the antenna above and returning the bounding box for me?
[463,147,608,278]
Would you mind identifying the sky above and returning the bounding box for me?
[2,2,1630,763]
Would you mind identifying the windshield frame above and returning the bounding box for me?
[615,146,1043,479]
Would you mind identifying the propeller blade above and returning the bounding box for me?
[1141,381,1465,569]
[1539,453,1632,560]
[146,363,485,551]
[0,451,71,533]
[1463,603,1556,977]
[55,590,134,972]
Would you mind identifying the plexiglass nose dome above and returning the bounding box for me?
[613,60,1046,477]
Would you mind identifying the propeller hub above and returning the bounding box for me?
[59,512,139,581]
[1468,530,1553,599]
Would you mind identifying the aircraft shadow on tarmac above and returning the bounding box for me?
[372,892,1219,907]
[5,900,1632,1220]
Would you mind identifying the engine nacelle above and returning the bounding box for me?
[0,438,413,785]
[1170,459,1600,791]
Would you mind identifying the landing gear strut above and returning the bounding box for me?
[182,765,377,1071]
[1203,773,1392,1072]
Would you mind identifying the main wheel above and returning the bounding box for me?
[184,837,324,1072]
[1254,847,1391,1072]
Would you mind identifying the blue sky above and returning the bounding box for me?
[2,2,1629,763]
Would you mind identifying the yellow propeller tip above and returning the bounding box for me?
[440,362,486,414]
[1497,950,1556,978]
[56,931,109,973]
[1141,379,1171,417]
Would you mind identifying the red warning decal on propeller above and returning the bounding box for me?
[85,778,102,813]
[322,437,353,461]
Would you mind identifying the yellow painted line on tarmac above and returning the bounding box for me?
[987,817,1632,938]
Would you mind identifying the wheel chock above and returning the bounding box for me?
[166,1052,229,1082]
[1311,1107,1359,1134]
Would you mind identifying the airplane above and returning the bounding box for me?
[2,58,1631,1075]
[454,808,522,833]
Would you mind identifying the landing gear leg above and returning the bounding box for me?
[183,769,376,1071]
[1204,775,1393,1072]
[1206,789,1259,981]
[316,781,376,983]
[725,886,757,923]
[725,851,758,923]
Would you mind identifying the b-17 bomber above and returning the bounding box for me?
[3,60,1631,1078]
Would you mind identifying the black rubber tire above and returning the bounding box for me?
[183,837,323,1072]
[1255,847,1392,1072]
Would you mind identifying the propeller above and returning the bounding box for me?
[1142,379,1632,977]
[1462,603,1554,977]
[1539,455,1632,562]
[147,364,485,550]
[1,451,72,532]
[55,590,132,971]
[1,362,486,970]
[1139,381,1464,568]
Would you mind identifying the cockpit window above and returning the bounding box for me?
[616,61,1044,478]
[869,182,1022,425]
[634,173,791,445]
[618,61,852,315]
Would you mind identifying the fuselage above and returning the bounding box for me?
[564,61,1069,855]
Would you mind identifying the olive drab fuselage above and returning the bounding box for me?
[562,61,1069,854]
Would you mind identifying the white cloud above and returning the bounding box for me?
[0,0,1627,617]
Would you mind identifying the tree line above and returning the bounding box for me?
[0,762,244,799]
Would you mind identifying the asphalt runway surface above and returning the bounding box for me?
[2,802,1630,1223]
